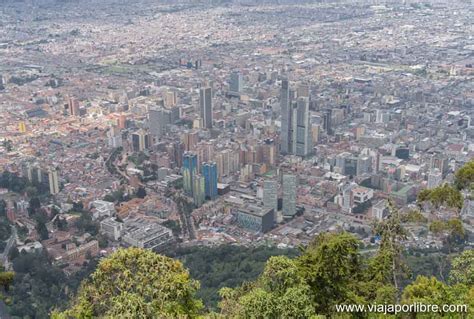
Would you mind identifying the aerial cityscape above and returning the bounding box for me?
[0,0,473,317]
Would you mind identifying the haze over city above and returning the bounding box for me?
[0,0,473,318]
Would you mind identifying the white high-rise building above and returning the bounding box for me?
[427,169,443,189]
[48,167,60,195]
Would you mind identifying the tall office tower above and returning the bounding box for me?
[199,87,213,129]
[280,78,291,154]
[430,154,449,177]
[196,141,215,164]
[229,71,243,94]
[427,169,443,189]
[291,97,312,157]
[164,90,177,108]
[263,180,278,217]
[48,167,60,195]
[323,109,333,135]
[149,108,166,139]
[202,162,218,200]
[107,126,123,148]
[169,141,185,168]
[356,156,372,176]
[192,174,206,207]
[262,139,277,166]
[183,152,198,196]
[68,97,80,116]
[183,130,199,151]
[282,174,297,218]
[131,131,150,152]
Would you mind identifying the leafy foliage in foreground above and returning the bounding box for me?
[417,184,463,210]
[53,248,203,318]
[455,160,474,191]
[169,244,298,309]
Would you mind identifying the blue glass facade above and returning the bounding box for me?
[183,152,198,195]
[202,162,218,200]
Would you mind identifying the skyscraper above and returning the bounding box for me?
[202,162,218,200]
[68,97,80,116]
[107,126,123,148]
[131,131,150,152]
[229,71,243,94]
[427,169,443,189]
[48,167,60,195]
[282,174,297,218]
[292,97,312,157]
[323,109,333,135]
[183,152,198,196]
[183,130,199,151]
[149,108,166,139]
[280,78,291,154]
[263,180,278,218]
[192,174,205,207]
[199,87,213,129]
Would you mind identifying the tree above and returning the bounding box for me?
[454,160,474,190]
[417,184,463,211]
[0,270,14,291]
[402,276,471,317]
[55,248,203,318]
[297,232,363,315]
[449,250,474,286]
[219,256,317,318]
[371,202,409,295]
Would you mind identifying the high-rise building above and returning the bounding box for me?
[149,108,167,139]
[164,90,177,108]
[261,139,277,166]
[168,141,185,168]
[291,97,312,157]
[107,126,123,148]
[183,130,199,151]
[430,154,449,177]
[323,109,333,135]
[199,87,213,129]
[192,174,205,207]
[427,169,443,189]
[183,152,198,196]
[356,156,372,176]
[282,174,297,218]
[48,167,60,195]
[131,131,150,152]
[263,180,278,219]
[202,162,218,200]
[280,78,291,154]
[229,71,243,94]
[68,97,80,116]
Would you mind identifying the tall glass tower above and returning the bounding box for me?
[202,162,218,200]
[183,152,198,195]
